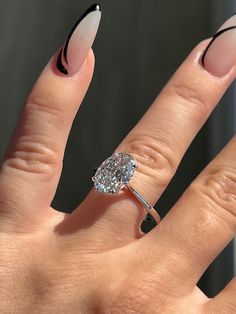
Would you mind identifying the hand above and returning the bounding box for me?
[1,6,236,314]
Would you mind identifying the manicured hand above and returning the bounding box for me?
[0,5,236,314]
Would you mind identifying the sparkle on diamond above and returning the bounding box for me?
[93,153,137,194]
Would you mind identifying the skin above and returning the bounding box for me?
[0,40,236,313]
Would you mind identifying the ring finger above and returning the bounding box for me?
[71,14,236,244]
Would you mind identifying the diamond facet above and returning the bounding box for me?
[93,153,137,194]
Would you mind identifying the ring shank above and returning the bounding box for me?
[125,184,161,223]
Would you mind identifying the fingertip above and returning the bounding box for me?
[174,38,236,88]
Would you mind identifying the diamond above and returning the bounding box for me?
[93,153,137,194]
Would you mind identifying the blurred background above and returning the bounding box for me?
[0,0,235,298]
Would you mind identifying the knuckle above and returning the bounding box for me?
[104,276,156,314]
[125,135,177,187]
[103,270,175,314]
[26,95,64,117]
[167,82,209,122]
[25,95,68,128]
[191,166,236,222]
[3,140,61,177]
[1,95,65,177]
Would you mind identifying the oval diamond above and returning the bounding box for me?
[93,153,137,194]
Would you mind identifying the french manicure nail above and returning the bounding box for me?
[201,14,236,77]
[56,3,101,76]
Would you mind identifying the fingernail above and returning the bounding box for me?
[56,3,101,76]
[201,14,236,77]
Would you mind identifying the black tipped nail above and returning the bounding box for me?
[56,3,101,75]
[56,49,68,75]
[201,25,236,67]
[201,14,236,76]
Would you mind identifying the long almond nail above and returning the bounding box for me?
[56,4,101,76]
[201,14,236,77]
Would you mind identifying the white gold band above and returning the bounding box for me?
[125,184,161,223]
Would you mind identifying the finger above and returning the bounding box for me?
[0,5,101,230]
[73,15,236,244]
[142,134,236,287]
[205,277,236,313]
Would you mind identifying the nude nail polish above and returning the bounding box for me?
[56,4,101,76]
[201,14,236,77]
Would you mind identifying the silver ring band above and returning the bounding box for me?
[125,184,161,223]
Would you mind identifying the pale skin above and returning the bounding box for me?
[0,39,236,313]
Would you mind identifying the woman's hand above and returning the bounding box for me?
[1,6,236,314]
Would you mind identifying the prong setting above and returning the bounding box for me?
[92,153,137,194]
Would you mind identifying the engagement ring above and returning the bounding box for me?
[92,152,161,223]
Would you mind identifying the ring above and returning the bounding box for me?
[92,152,161,224]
